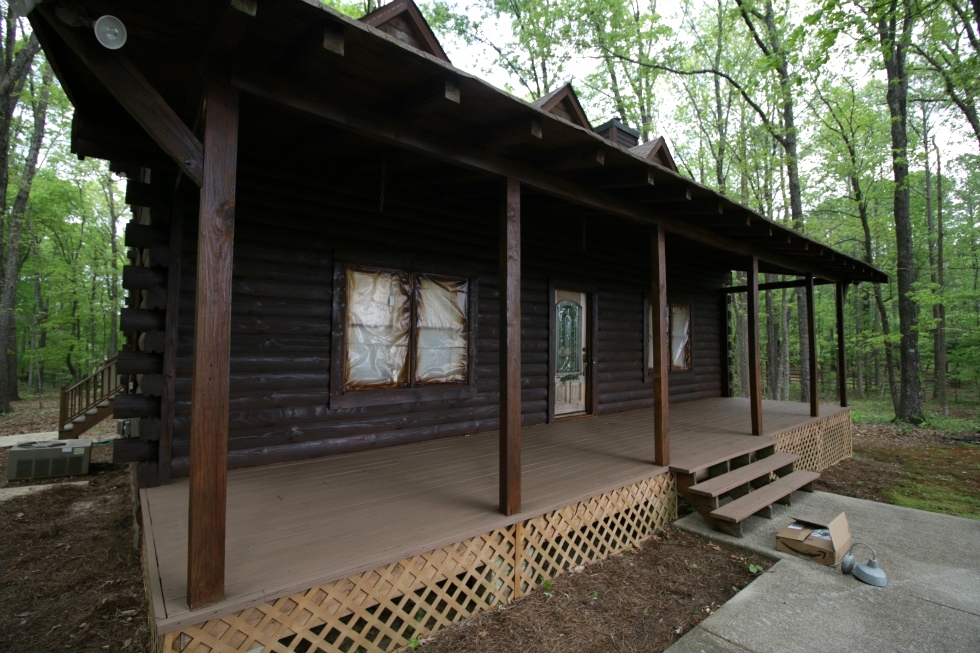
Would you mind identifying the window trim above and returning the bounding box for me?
[669,303,693,372]
[329,260,478,409]
[644,296,694,383]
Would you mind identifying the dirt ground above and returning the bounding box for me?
[1,396,976,653]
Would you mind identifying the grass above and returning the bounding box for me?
[883,482,980,517]
[844,398,980,520]
[847,396,980,433]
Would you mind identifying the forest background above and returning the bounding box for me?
[0,0,977,423]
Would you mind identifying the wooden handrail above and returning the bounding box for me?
[59,356,125,431]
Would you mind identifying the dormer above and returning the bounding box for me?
[532,83,592,131]
[630,136,678,172]
[361,0,450,63]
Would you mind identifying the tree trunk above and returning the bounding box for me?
[878,2,923,422]
[0,64,52,413]
[933,136,947,414]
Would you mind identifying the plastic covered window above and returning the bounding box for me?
[670,304,692,371]
[345,268,468,390]
[647,302,693,372]
[416,275,468,384]
[345,269,411,389]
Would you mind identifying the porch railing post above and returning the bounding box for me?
[747,257,763,435]
[499,177,521,516]
[651,226,669,466]
[805,274,819,417]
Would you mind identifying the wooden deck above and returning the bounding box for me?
[141,397,847,631]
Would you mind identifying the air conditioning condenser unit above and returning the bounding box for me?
[7,439,92,481]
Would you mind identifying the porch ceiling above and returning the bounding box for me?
[31,0,886,284]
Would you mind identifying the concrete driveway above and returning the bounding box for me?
[670,491,980,653]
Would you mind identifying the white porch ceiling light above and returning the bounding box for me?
[93,15,127,50]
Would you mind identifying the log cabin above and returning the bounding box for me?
[32,0,886,650]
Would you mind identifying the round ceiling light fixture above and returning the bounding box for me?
[93,15,127,50]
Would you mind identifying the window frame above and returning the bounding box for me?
[644,297,694,382]
[329,260,478,409]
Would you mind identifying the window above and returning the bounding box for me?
[647,302,693,372]
[669,304,692,371]
[344,267,469,391]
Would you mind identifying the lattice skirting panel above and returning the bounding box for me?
[156,474,676,653]
[774,408,853,471]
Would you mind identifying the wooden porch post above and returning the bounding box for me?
[836,281,848,407]
[805,274,819,417]
[747,258,763,435]
[187,80,239,610]
[499,178,521,516]
[651,226,669,466]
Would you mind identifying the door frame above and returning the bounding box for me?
[547,280,598,423]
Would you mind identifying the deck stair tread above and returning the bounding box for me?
[711,470,820,524]
[687,452,799,498]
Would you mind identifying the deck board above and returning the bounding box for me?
[142,397,846,632]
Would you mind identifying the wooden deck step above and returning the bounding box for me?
[687,452,798,499]
[710,470,819,536]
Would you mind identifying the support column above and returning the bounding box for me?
[187,80,239,610]
[499,178,521,516]
[651,226,670,466]
[747,258,763,435]
[805,274,819,417]
[836,281,848,407]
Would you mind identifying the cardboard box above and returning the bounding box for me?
[776,512,852,566]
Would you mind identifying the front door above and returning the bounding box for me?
[554,289,588,416]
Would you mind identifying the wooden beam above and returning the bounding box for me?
[389,73,461,115]
[42,9,204,186]
[177,0,257,125]
[483,117,542,148]
[747,258,763,435]
[836,281,848,407]
[805,274,819,417]
[540,145,606,171]
[187,80,239,610]
[651,226,669,466]
[499,177,521,516]
[274,20,346,82]
[230,72,881,283]
[723,278,835,293]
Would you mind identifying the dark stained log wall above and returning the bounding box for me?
[163,175,731,477]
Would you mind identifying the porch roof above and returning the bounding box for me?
[31,0,886,285]
[141,397,847,632]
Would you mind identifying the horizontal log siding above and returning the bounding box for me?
[168,182,730,474]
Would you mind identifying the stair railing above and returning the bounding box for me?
[59,356,125,432]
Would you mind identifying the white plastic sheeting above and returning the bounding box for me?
[670,304,692,370]
[345,269,469,389]
[415,275,468,384]
[345,269,411,389]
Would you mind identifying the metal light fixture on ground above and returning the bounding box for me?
[841,542,887,587]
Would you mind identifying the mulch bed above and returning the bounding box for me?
[415,527,770,653]
[0,456,150,653]
[1,395,973,653]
